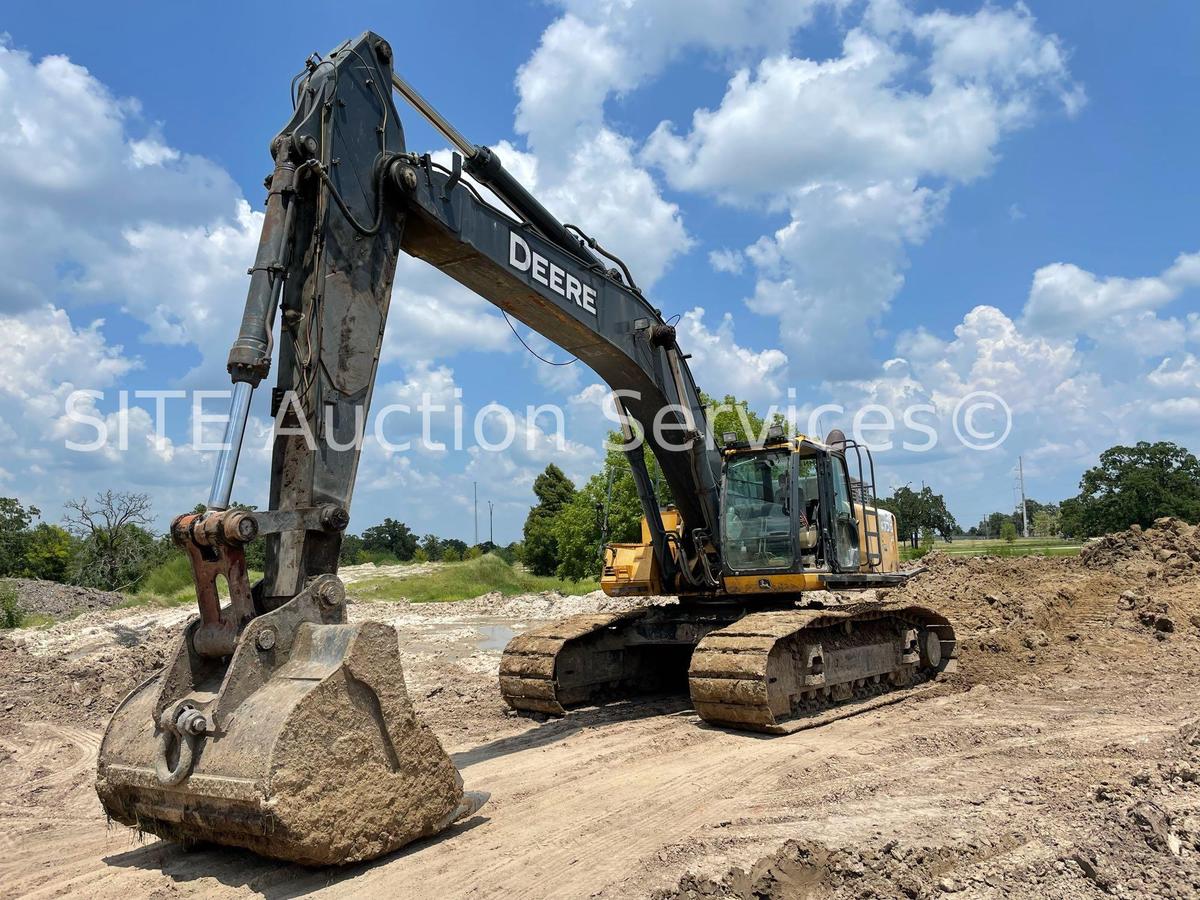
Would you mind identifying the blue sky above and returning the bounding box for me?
[0,1,1197,543]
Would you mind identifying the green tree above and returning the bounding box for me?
[1031,506,1061,538]
[419,534,443,561]
[22,524,78,582]
[1011,499,1050,537]
[878,486,957,548]
[1000,521,1017,543]
[974,511,1011,539]
[704,393,771,445]
[361,518,419,560]
[0,497,40,577]
[338,533,365,564]
[550,456,652,581]
[1061,442,1200,537]
[520,464,577,576]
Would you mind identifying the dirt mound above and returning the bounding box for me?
[0,620,174,731]
[887,543,1200,683]
[2,578,126,620]
[656,837,1001,900]
[1081,516,1200,578]
[442,589,664,620]
[338,561,444,584]
[1078,719,1200,897]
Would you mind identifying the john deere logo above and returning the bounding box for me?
[758,578,771,589]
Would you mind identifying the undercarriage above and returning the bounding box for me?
[500,599,958,733]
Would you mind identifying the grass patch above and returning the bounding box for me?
[351,553,600,603]
[136,553,195,598]
[125,554,264,608]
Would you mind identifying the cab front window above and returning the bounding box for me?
[721,450,792,570]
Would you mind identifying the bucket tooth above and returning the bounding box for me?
[96,579,483,865]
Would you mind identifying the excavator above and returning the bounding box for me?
[96,32,957,866]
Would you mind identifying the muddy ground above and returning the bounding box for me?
[1,520,1198,898]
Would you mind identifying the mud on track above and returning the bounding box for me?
[1,519,1199,899]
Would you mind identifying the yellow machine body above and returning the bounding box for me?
[601,436,900,599]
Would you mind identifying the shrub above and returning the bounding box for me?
[0,581,23,629]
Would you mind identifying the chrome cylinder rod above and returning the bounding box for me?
[390,72,478,159]
[206,381,254,510]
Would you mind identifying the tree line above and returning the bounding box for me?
[0,492,517,593]
[4,427,1196,594]
[523,430,1200,576]
[962,442,1200,541]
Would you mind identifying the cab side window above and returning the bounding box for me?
[830,456,861,571]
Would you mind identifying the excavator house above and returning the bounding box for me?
[96,32,957,865]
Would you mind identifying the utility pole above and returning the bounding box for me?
[1017,456,1029,538]
[473,481,478,545]
[488,500,494,545]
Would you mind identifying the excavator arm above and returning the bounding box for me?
[208,31,722,610]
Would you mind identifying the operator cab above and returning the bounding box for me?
[718,428,883,577]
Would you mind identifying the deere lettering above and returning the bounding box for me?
[508,231,597,315]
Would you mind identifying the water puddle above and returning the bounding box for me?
[476,623,517,651]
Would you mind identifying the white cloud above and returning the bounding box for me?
[128,134,181,168]
[0,305,136,400]
[1021,250,1200,337]
[1147,354,1200,392]
[508,1,846,292]
[676,307,788,403]
[837,249,1200,524]
[383,254,513,365]
[516,1,831,161]
[0,37,258,389]
[709,248,745,274]
[642,1,1081,375]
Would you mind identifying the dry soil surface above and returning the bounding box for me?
[1,519,1198,899]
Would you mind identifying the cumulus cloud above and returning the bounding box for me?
[836,250,1200,518]
[675,307,788,403]
[1021,250,1200,338]
[516,0,831,160]
[709,248,745,274]
[642,1,1082,375]
[506,0,842,291]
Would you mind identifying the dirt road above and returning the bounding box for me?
[2,520,1199,898]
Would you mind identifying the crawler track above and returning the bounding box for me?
[689,603,957,733]
[499,609,663,714]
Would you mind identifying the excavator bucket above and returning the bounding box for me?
[96,570,485,865]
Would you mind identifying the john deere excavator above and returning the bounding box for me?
[97,32,957,866]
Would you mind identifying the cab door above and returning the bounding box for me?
[819,453,861,572]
